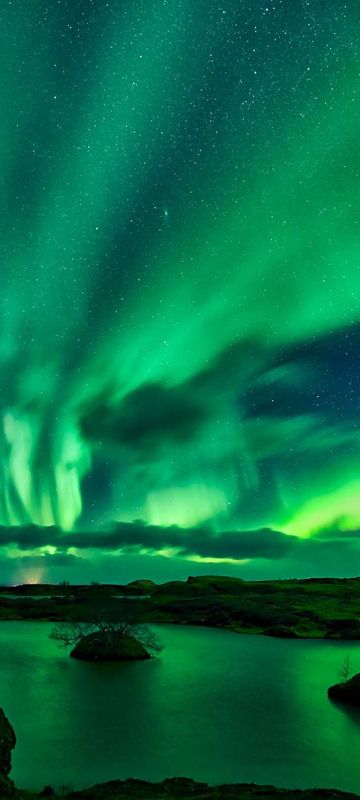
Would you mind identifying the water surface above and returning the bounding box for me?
[1,622,360,793]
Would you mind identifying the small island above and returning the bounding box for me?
[51,619,160,662]
[71,630,151,661]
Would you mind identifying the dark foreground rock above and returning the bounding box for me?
[70,632,151,661]
[328,672,360,707]
[16,777,360,800]
[0,707,16,795]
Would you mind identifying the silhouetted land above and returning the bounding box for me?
[1,575,360,639]
[15,778,360,799]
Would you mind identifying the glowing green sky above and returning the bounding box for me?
[1,0,360,582]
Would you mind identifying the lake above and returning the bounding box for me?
[2,622,360,793]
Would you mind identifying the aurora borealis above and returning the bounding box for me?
[2,0,360,582]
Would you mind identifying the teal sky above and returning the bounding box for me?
[2,0,360,583]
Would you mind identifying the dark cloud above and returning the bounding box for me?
[79,381,208,456]
[34,552,82,568]
[67,524,360,562]
[78,336,270,460]
[77,321,360,487]
[0,522,297,561]
[311,526,360,541]
[0,525,61,550]
[1,523,360,585]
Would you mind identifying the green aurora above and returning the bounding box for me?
[1,0,360,582]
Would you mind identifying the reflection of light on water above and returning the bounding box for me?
[0,594,72,599]
[112,594,151,600]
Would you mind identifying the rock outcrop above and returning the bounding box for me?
[0,708,16,795]
[70,631,151,661]
[328,673,360,707]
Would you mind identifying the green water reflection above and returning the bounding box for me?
[1,622,360,793]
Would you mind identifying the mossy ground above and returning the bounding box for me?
[2,577,360,641]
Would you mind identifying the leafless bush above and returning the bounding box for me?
[51,616,162,653]
[338,654,352,683]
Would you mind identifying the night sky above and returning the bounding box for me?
[2,0,360,584]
